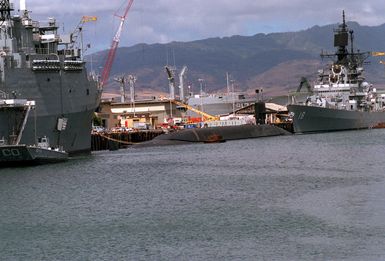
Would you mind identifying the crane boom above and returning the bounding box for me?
[69,16,97,51]
[172,100,219,121]
[165,66,175,99]
[179,66,188,101]
[371,52,385,57]
[100,0,134,87]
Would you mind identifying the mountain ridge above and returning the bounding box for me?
[87,21,385,97]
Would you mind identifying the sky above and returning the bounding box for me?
[12,0,385,53]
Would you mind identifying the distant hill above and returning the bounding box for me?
[87,21,385,97]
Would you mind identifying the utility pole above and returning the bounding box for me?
[198,78,204,121]
[113,76,126,103]
[128,75,136,117]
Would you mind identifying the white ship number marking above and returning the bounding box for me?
[1,148,21,157]
[298,112,306,120]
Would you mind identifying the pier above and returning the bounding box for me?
[91,130,164,151]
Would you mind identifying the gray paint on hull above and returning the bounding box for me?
[19,109,96,155]
[288,104,385,133]
[0,145,68,166]
[135,124,291,147]
[0,67,100,154]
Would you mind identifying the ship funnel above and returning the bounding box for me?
[20,0,26,11]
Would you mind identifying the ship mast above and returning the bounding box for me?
[334,10,349,65]
[19,0,26,12]
[320,11,370,73]
[0,0,12,22]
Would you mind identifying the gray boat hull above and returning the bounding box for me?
[0,145,68,166]
[0,64,100,155]
[288,104,385,133]
[135,124,291,147]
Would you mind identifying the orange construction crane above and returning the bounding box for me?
[100,0,134,88]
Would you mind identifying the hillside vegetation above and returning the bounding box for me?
[87,22,385,97]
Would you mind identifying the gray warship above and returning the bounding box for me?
[0,98,68,166]
[287,11,385,133]
[187,92,256,116]
[0,0,100,154]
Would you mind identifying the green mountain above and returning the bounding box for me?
[87,21,385,97]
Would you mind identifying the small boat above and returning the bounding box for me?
[0,99,68,167]
[203,134,226,143]
[0,143,68,166]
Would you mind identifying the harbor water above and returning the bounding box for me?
[1,129,385,260]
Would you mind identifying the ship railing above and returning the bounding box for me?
[35,48,49,55]
[88,72,99,81]
[36,18,58,32]
[20,47,36,54]
[32,21,40,29]
[0,90,7,99]
[59,49,81,59]
[35,48,60,55]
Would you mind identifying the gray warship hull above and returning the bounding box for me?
[0,63,100,155]
[288,104,385,133]
[0,3,100,155]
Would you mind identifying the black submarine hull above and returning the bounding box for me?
[134,124,291,147]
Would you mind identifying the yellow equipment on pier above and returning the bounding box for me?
[171,100,220,121]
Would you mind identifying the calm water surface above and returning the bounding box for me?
[1,129,385,260]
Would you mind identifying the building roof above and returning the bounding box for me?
[235,102,287,114]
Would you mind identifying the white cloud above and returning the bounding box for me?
[14,0,385,51]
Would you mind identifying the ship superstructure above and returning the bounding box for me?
[187,92,256,116]
[0,0,100,154]
[288,11,385,133]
